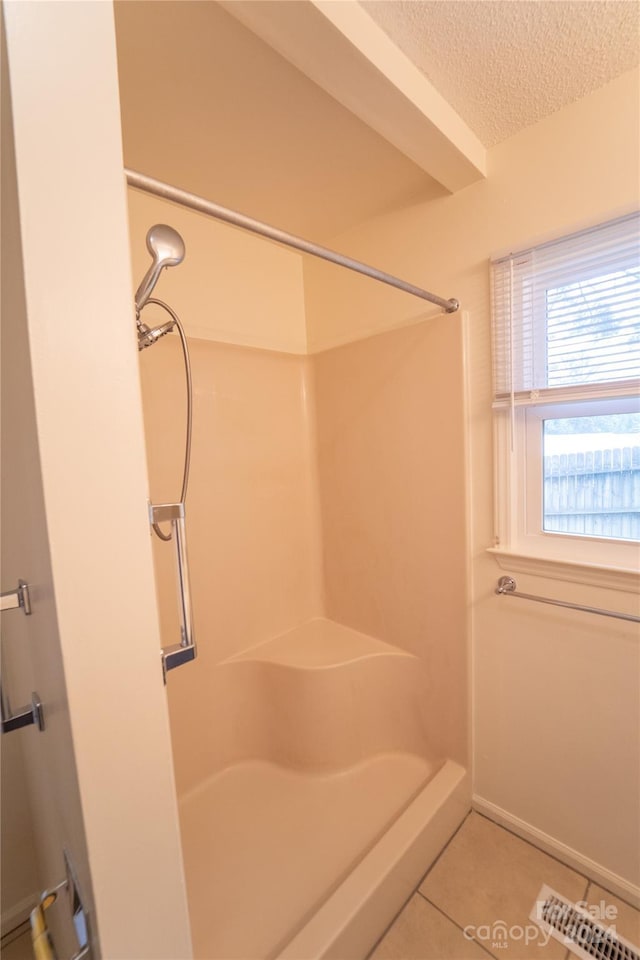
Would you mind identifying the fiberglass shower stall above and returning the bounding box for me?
[115,3,471,956]
[128,169,470,956]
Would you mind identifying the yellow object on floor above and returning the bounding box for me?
[30,903,56,960]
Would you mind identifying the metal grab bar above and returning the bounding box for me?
[0,578,45,733]
[1,689,45,734]
[1,579,31,614]
[150,502,197,679]
[496,576,640,623]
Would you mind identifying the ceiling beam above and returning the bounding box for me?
[220,0,486,193]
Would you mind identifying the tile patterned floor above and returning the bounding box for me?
[368,812,640,960]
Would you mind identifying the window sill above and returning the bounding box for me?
[487,547,639,593]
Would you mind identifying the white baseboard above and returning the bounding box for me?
[1,893,37,938]
[472,794,640,910]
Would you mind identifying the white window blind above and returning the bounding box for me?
[491,213,640,407]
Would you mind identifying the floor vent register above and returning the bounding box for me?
[531,884,639,960]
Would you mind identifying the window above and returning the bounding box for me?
[490,213,640,574]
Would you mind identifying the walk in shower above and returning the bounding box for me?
[119,4,470,956]
[129,183,469,960]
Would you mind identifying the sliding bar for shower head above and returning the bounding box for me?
[132,228,196,679]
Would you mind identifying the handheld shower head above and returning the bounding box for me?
[134,224,185,314]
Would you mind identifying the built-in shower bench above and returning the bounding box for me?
[177,618,467,960]
[221,617,440,770]
[230,616,410,666]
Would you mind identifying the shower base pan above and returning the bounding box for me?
[177,619,469,959]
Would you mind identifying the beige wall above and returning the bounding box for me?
[0,734,40,934]
[314,318,468,765]
[138,336,323,794]
[114,0,441,243]
[128,189,308,352]
[0,26,39,934]
[304,67,640,895]
[2,15,91,948]
[3,3,193,955]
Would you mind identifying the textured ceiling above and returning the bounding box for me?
[361,1,640,146]
[115,1,638,239]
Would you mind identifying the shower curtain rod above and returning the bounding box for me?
[125,169,459,314]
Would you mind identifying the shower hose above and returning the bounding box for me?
[143,297,193,542]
